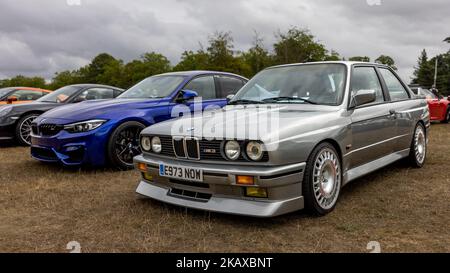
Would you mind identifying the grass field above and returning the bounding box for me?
[0,124,449,253]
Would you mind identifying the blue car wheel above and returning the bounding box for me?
[107,121,145,170]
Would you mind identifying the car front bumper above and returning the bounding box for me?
[30,123,113,166]
[134,154,306,217]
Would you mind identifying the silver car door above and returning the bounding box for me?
[378,67,416,152]
[347,66,397,168]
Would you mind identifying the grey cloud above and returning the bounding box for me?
[0,0,448,82]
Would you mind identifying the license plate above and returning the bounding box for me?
[159,164,203,182]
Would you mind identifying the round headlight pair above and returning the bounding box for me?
[224,140,264,161]
[141,136,162,153]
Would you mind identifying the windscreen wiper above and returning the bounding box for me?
[228,99,265,105]
[262,97,318,104]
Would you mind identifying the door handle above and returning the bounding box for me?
[389,109,397,119]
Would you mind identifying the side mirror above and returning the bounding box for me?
[178,89,198,102]
[350,89,376,108]
[7,96,18,104]
[72,97,86,103]
[447,96,450,101]
[226,94,235,101]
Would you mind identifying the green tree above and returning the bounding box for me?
[324,50,342,61]
[375,55,397,70]
[349,56,371,62]
[120,52,171,88]
[206,31,236,72]
[241,31,273,77]
[0,75,47,89]
[412,49,434,88]
[444,37,450,43]
[50,70,86,90]
[173,50,210,71]
[79,53,120,84]
[273,28,328,64]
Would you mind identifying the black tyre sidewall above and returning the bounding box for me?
[15,114,39,146]
[107,121,145,170]
[443,108,450,123]
[302,142,342,216]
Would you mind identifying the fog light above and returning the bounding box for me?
[142,172,153,181]
[236,175,254,185]
[65,146,80,152]
[137,163,147,172]
[245,187,268,198]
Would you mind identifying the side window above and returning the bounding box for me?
[216,76,245,98]
[41,92,49,97]
[351,67,384,104]
[9,90,42,101]
[379,68,409,101]
[76,88,114,101]
[184,76,216,99]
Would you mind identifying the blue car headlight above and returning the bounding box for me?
[63,119,107,133]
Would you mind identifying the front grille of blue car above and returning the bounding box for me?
[32,123,63,136]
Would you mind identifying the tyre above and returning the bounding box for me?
[107,121,145,170]
[443,108,450,123]
[15,113,39,146]
[302,142,342,216]
[408,123,427,168]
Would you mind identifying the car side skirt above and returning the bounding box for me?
[343,148,410,185]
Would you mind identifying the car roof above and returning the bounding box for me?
[156,70,248,80]
[1,87,52,92]
[268,61,389,69]
[68,84,124,90]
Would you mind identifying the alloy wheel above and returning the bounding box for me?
[414,125,426,164]
[19,115,38,145]
[114,126,142,165]
[312,148,341,210]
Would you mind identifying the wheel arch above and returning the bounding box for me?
[104,117,153,168]
[15,111,45,125]
[315,138,343,163]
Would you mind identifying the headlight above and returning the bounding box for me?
[64,119,106,133]
[151,136,162,153]
[0,106,12,117]
[141,136,151,152]
[246,141,264,161]
[224,140,241,160]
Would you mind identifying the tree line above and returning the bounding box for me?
[2,27,446,93]
[412,37,450,95]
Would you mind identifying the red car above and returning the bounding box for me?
[416,88,450,123]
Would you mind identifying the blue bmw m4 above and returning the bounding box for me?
[30,71,247,169]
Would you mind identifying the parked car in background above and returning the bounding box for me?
[134,62,430,217]
[30,71,248,169]
[410,86,449,123]
[0,84,124,145]
[0,87,52,105]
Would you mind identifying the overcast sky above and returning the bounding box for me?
[0,0,449,82]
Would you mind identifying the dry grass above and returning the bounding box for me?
[0,124,449,253]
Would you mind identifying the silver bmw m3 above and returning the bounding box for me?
[134,61,430,217]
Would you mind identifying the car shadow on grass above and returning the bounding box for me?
[27,159,127,175]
